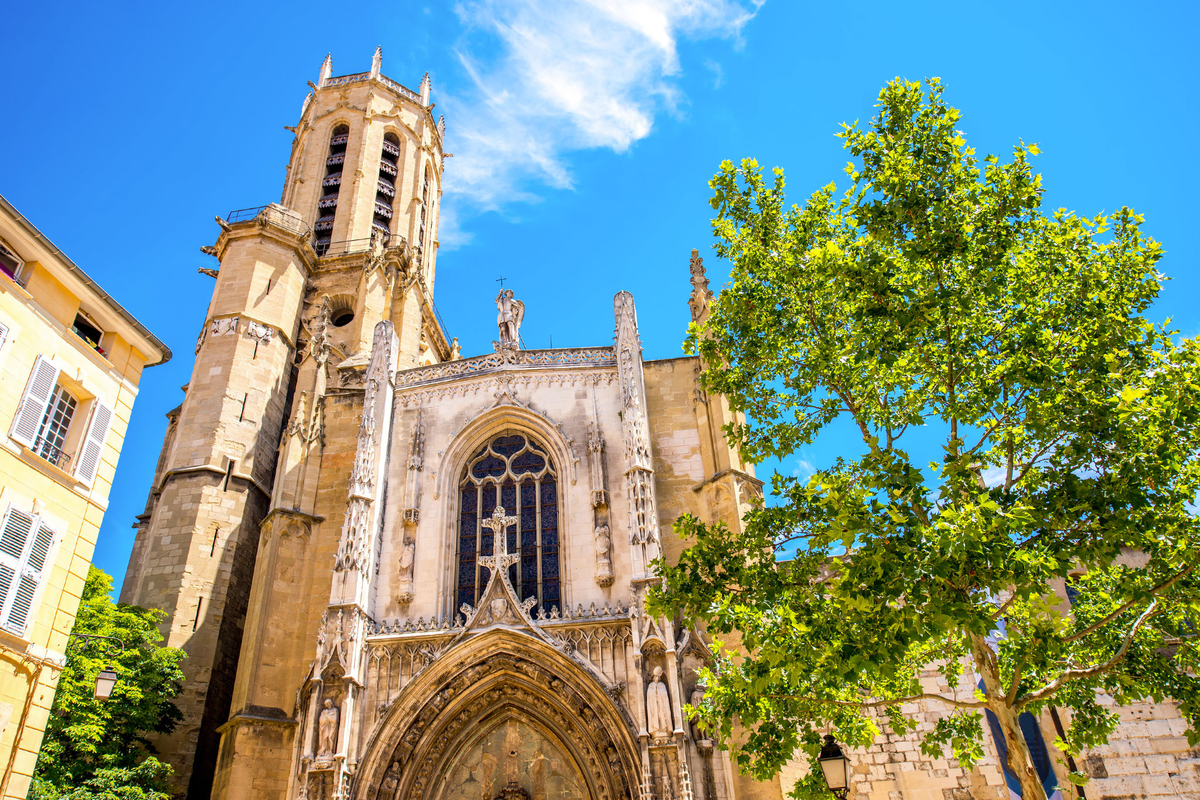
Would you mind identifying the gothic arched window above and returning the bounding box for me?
[457,433,560,616]
[314,124,349,255]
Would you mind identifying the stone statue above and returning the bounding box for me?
[495,289,524,348]
[397,539,416,604]
[317,698,339,757]
[646,666,673,739]
[594,524,613,587]
[449,336,462,360]
[690,685,711,744]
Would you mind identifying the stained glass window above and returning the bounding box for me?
[457,433,559,616]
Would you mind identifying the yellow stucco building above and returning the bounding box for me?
[0,194,169,798]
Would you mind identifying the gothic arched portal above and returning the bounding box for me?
[353,631,639,800]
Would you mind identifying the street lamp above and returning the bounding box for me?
[818,734,852,799]
[92,666,119,701]
[66,633,125,702]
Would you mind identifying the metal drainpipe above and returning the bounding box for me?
[1048,705,1086,799]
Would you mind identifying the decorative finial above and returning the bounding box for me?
[370,46,382,79]
[318,53,333,88]
[419,71,432,105]
[437,114,446,141]
[688,248,713,324]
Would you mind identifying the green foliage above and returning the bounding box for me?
[651,78,1200,800]
[32,567,185,799]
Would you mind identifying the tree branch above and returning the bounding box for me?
[1062,564,1194,645]
[766,692,985,711]
[1018,599,1160,710]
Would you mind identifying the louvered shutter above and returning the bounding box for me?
[0,506,34,635]
[0,319,9,349]
[5,522,54,635]
[9,355,57,448]
[74,402,113,486]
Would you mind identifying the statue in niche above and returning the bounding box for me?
[495,289,525,348]
[594,524,613,587]
[317,698,340,757]
[397,539,416,604]
[690,684,712,745]
[381,761,402,793]
[646,666,673,739]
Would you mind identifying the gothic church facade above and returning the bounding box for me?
[120,51,763,800]
[120,51,1200,800]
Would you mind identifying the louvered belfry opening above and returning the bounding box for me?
[457,433,561,617]
[315,124,349,255]
[418,165,431,259]
[373,132,400,241]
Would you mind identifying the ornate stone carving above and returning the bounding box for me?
[210,316,239,336]
[316,699,339,758]
[495,289,525,349]
[594,524,613,588]
[194,322,206,354]
[396,347,616,387]
[646,665,673,740]
[334,322,396,573]
[687,248,714,324]
[308,296,333,365]
[396,539,416,605]
[614,292,661,574]
[449,337,462,361]
[247,320,274,344]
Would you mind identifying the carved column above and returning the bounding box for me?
[588,418,614,587]
[614,291,662,581]
[398,410,424,604]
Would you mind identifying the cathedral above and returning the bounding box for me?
[119,50,761,800]
[119,50,1199,800]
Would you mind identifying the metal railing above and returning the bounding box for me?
[34,437,72,471]
[315,233,391,258]
[225,204,311,238]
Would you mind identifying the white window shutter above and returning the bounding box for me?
[5,522,55,635]
[0,320,9,349]
[74,402,113,486]
[10,355,57,448]
[0,506,34,635]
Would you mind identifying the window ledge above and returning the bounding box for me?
[14,444,82,488]
[0,270,33,301]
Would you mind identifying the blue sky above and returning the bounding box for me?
[3,1,1197,586]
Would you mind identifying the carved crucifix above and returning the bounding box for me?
[478,506,519,571]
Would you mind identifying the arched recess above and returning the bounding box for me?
[433,403,580,618]
[354,630,640,800]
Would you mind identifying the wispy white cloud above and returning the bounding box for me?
[438,0,762,246]
[703,57,724,89]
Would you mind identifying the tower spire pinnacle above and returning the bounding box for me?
[419,71,431,105]
[370,46,382,79]
[318,53,332,88]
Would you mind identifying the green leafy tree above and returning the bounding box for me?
[32,567,185,800]
[652,78,1200,800]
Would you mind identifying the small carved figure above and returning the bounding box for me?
[397,539,416,604]
[449,336,462,360]
[594,524,614,587]
[646,666,673,739]
[690,685,711,744]
[316,698,339,757]
[495,289,525,348]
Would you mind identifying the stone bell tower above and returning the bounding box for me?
[121,48,449,799]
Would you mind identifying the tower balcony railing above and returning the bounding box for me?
[315,232,392,258]
[323,72,422,104]
[226,204,311,238]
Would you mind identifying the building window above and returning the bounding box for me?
[372,133,400,240]
[314,124,350,256]
[457,433,560,616]
[9,355,113,486]
[71,312,106,356]
[0,240,24,285]
[0,505,57,636]
[418,165,431,260]
[35,384,77,470]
